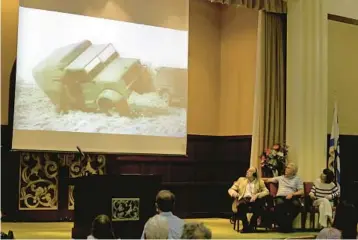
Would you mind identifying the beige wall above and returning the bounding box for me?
[219,6,257,136]
[327,20,358,135]
[1,0,19,125]
[326,0,358,20]
[1,0,257,136]
[187,0,221,135]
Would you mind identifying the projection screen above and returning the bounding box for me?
[12,0,188,155]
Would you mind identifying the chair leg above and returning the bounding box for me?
[301,212,306,230]
[311,212,315,230]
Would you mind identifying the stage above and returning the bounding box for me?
[1,218,318,239]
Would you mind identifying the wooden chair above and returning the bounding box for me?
[304,182,337,230]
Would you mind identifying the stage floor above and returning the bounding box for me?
[1,218,318,239]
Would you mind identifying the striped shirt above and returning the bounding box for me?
[273,175,303,197]
[310,179,340,200]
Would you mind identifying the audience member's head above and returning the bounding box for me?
[321,169,335,184]
[181,223,212,239]
[285,162,298,177]
[90,214,116,239]
[0,231,14,239]
[156,190,176,213]
[144,215,169,239]
[333,201,357,239]
[316,227,341,239]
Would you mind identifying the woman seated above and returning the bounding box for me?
[309,169,340,228]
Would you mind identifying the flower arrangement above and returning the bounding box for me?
[260,143,288,177]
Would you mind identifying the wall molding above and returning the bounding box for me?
[328,14,358,25]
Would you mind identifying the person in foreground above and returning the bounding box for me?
[332,200,357,239]
[266,162,304,233]
[143,215,169,239]
[87,214,117,239]
[228,167,269,233]
[180,223,212,239]
[141,190,184,239]
[309,168,340,228]
[316,227,341,239]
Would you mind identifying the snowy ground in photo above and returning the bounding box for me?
[13,83,186,137]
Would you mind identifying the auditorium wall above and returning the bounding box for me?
[326,13,358,203]
[219,6,257,136]
[1,0,19,125]
[327,20,358,135]
[1,0,257,221]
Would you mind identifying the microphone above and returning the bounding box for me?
[76,146,85,158]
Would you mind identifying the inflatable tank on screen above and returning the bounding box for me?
[32,40,154,115]
[154,67,187,107]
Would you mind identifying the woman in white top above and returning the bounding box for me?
[309,169,340,228]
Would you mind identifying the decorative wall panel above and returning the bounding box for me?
[18,153,58,210]
[112,198,140,221]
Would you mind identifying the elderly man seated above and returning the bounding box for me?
[265,162,304,233]
[228,167,269,233]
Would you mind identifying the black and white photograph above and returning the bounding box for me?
[14,7,188,138]
[112,198,140,221]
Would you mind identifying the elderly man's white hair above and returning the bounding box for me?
[316,227,341,239]
[144,215,169,239]
[287,162,298,175]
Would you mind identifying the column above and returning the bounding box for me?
[286,0,328,181]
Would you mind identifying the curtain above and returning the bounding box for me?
[207,0,287,13]
[250,11,286,175]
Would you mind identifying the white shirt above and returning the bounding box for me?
[244,181,255,198]
[141,212,184,239]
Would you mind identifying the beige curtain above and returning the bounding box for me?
[207,0,287,13]
[250,11,286,175]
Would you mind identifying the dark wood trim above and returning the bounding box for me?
[328,14,358,26]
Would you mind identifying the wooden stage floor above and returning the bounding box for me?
[1,218,318,239]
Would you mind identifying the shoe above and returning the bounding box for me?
[240,227,253,233]
[278,226,293,233]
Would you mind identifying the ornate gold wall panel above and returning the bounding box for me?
[19,153,58,210]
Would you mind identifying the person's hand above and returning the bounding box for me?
[309,193,315,200]
[286,193,293,200]
[250,195,257,202]
[325,195,332,200]
[232,192,239,198]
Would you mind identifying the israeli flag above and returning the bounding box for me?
[328,102,340,184]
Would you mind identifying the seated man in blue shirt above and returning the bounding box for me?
[266,163,304,232]
[141,190,184,239]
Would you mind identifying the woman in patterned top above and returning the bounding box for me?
[309,169,340,228]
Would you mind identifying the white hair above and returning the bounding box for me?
[316,227,341,239]
[144,215,169,239]
[181,222,212,239]
[287,162,298,175]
